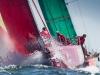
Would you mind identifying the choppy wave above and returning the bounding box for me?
[0,65,100,75]
[76,65,100,75]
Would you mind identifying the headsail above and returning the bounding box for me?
[38,0,76,43]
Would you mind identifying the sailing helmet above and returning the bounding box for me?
[42,27,46,30]
[83,34,86,38]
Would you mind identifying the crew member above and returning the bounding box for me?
[40,27,50,38]
[56,31,66,44]
[40,27,50,47]
[76,34,87,58]
[76,34,86,46]
[66,37,71,45]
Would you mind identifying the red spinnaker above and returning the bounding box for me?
[0,0,40,55]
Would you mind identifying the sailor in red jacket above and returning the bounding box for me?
[40,27,50,38]
[56,31,66,44]
[76,34,87,56]
[66,37,71,45]
[40,27,50,47]
[76,34,86,46]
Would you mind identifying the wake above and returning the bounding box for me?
[0,50,51,66]
[78,65,100,74]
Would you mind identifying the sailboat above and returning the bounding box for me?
[0,0,99,68]
[33,0,99,68]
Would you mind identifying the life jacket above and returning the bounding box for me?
[40,30,50,46]
[77,36,85,45]
[66,39,71,45]
[58,34,65,42]
[40,30,50,37]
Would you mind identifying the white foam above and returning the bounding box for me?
[79,66,100,74]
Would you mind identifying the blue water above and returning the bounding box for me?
[0,65,100,75]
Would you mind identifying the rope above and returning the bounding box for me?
[66,0,77,4]
[32,0,46,28]
[65,0,81,35]
[76,0,92,51]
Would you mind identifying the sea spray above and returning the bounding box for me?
[0,51,26,66]
[46,37,74,69]
[0,50,52,66]
[20,50,44,66]
[78,66,100,74]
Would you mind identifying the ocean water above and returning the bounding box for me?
[0,65,100,75]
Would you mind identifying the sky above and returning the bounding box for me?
[29,0,100,52]
[65,0,100,52]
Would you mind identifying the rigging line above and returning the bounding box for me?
[44,0,66,36]
[58,0,71,38]
[32,0,46,28]
[48,0,51,12]
[65,0,81,35]
[66,0,77,4]
[44,0,57,31]
[76,0,92,50]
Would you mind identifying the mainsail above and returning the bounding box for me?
[38,0,76,43]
